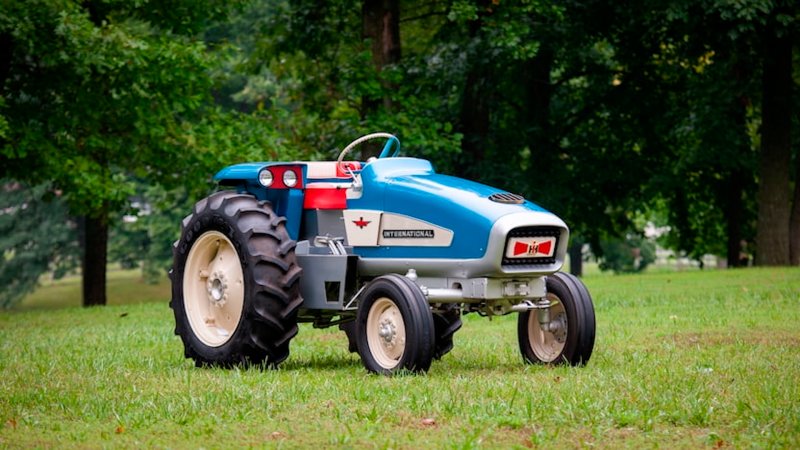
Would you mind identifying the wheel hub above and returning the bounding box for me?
[206,271,228,307]
[365,297,407,369]
[183,230,245,348]
[378,319,397,345]
[526,293,568,362]
[550,312,567,343]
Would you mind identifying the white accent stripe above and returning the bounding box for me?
[342,210,454,247]
[342,210,382,246]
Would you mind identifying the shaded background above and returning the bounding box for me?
[1,0,798,307]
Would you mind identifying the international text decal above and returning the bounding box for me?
[382,229,435,239]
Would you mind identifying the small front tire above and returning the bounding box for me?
[356,275,435,375]
[517,272,595,366]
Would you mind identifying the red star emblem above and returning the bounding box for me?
[353,217,371,229]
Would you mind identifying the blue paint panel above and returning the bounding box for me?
[348,158,552,259]
[283,189,304,239]
[215,162,307,240]
[214,163,270,182]
[214,157,558,255]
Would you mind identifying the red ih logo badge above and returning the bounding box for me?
[506,236,556,258]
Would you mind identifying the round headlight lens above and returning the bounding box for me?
[258,169,273,187]
[283,169,298,187]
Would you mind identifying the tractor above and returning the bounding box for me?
[170,133,596,375]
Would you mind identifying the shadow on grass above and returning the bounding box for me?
[181,353,538,375]
[282,354,363,371]
[285,353,532,375]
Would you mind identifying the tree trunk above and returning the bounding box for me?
[362,0,401,70]
[754,31,792,266]
[791,149,800,265]
[522,44,557,193]
[81,209,108,306]
[456,67,491,176]
[361,0,401,158]
[0,33,12,87]
[568,239,584,277]
[452,2,493,178]
[723,170,745,267]
[526,46,554,137]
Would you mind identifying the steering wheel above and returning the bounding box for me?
[336,133,401,168]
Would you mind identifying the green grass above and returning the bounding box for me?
[15,268,170,310]
[1,268,799,448]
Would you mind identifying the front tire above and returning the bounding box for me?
[356,275,435,374]
[517,272,595,366]
[170,191,303,367]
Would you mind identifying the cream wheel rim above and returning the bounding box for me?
[528,293,568,362]
[183,231,244,347]
[366,297,406,369]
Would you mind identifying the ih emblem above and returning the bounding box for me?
[506,236,556,258]
[513,240,552,256]
[353,217,371,229]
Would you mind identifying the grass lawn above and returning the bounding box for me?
[1,267,799,448]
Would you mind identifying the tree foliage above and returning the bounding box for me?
[0,0,257,305]
[1,0,798,307]
[0,1,222,216]
[0,181,78,308]
[598,233,657,274]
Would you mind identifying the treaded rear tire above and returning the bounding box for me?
[170,191,303,367]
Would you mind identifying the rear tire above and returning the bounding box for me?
[517,272,595,366]
[170,191,303,367]
[356,274,435,375]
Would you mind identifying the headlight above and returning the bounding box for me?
[283,169,298,187]
[258,169,273,187]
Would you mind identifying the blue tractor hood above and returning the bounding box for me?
[348,158,566,263]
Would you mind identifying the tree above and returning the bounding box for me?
[577,0,799,269]
[363,0,401,108]
[755,18,794,265]
[0,1,236,305]
[212,0,799,272]
[0,181,79,308]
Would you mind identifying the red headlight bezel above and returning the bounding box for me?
[259,165,304,189]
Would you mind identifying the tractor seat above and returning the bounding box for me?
[304,161,362,180]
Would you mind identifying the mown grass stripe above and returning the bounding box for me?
[0,267,798,448]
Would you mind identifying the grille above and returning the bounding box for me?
[489,192,524,204]
[502,226,561,266]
